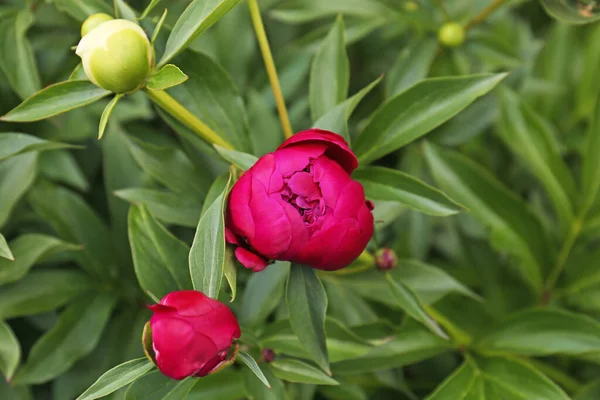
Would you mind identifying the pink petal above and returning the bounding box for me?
[225,228,240,245]
[288,172,320,198]
[278,129,358,173]
[312,155,353,210]
[235,247,269,272]
[159,291,216,317]
[273,144,327,177]
[334,180,368,219]
[228,170,256,241]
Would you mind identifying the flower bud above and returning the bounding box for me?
[438,22,466,48]
[147,291,241,380]
[80,13,113,37]
[375,248,397,271]
[75,19,153,94]
[262,348,276,363]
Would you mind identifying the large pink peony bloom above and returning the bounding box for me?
[148,291,241,380]
[226,129,374,272]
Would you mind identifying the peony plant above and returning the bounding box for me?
[1,0,600,400]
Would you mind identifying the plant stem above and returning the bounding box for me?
[434,0,450,20]
[544,218,583,296]
[247,0,293,139]
[144,88,234,149]
[465,0,509,30]
[425,305,472,347]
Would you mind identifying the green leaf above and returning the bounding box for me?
[52,0,113,21]
[272,0,396,24]
[0,153,37,228]
[0,234,80,285]
[151,9,168,45]
[423,142,549,292]
[0,233,12,261]
[162,51,252,152]
[98,94,123,140]
[223,247,237,301]
[139,0,162,20]
[386,38,438,97]
[575,381,600,400]
[386,273,448,339]
[187,370,246,400]
[541,0,600,24]
[0,269,93,320]
[354,166,465,216]
[13,293,116,385]
[582,96,600,213]
[331,324,451,374]
[497,87,576,230]
[125,371,198,399]
[115,187,202,228]
[147,64,189,90]
[0,80,111,122]
[313,76,381,143]
[78,358,154,400]
[239,261,290,327]
[426,356,570,400]
[189,172,232,298]
[0,8,41,99]
[114,0,137,20]
[239,352,271,388]
[125,135,210,197]
[0,321,20,381]
[0,132,78,162]
[271,358,338,385]
[28,182,118,279]
[213,145,258,170]
[353,74,507,164]
[476,308,600,356]
[286,265,330,374]
[69,63,88,81]
[309,15,349,121]
[128,205,193,300]
[159,0,244,66]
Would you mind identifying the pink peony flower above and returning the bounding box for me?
[226,129,374,272]
[148,291,241,380]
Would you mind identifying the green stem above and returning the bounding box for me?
[425,305,472,347]
[247,0,293,140]
[144,88,234,149]
[465,0,510,30]
[434,0,450,20]
[543,218,583,298]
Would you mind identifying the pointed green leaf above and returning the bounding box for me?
[287,265,330,374]
[271,0,395,24]
[313,76,381,143]
[125,370,197,399]
[541,0,600,24]
[386,273,448,339]
[476,308,600,356]
[0,233,12,261]
[271,358,339,385]
[0,8,41,99]
[386,38,438,97]
[239,262,290,327]
[78,358,154,400]
[69,63,88,81]
[0,153,37,228]
[98,94,123,139]
[309,15,349,121]
[214,145,258,170]
[115,187,202,228]
[582,96,600,214]
[147,65,188,91]
[151,9,168,45]
[189,172,232,298]
[239,352,271,388]
[0,234,80,285]
[0,132,78,162]
[114,0,137,21]
[1,80,111,122]
[0,321,20,381]
[354,166,465,216]
[139,0,163,20]
[354,74,506,164]
[423,142,548,292]
[497,87,576,230]
[223,247,237,301]
[159,0,244,66]
[13,293,116,385]
[52,0,113,21]
[128,205,193,299]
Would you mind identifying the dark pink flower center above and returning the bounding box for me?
[280,164,326,226]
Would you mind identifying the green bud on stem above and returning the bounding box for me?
[438,22,466,48]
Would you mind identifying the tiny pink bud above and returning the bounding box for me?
[262,348,276,363]
[375,248,397,271]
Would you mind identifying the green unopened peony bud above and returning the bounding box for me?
[438,22,466,48]
[76,19,153,94]
[80,13,114,37]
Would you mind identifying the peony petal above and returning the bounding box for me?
[312,155,353,210]
[277,200,310,261]
[227,170,256,241]
[288,171,321,199]
[225,228,240,245]
[159,291,216,317]
[248,178,292,257]
[334,180,368,219]
[278,129,358,173]
[235,247,269,272]
[273,144,327,177]
[150,316,218,380]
